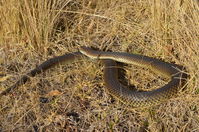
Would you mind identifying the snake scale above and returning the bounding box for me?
[0,46,188,107]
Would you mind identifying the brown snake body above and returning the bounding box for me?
[0,47,188,107]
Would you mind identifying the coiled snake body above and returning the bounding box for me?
[0,47,188,107]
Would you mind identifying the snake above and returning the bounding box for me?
[0,46,188,107]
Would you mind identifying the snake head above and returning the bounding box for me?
[79,46,101,59]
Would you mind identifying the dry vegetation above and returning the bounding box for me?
[0,0,199,131]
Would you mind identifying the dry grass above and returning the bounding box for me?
[0,0,199,131]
